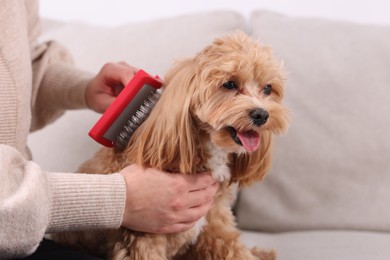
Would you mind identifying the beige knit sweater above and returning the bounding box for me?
[0,1,126,258]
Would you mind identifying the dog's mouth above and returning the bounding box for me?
[227,126,260,152]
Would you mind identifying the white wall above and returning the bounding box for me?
[40,0,390,26]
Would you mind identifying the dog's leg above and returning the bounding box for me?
[178,187,275,260]
[107,229,169,260]
[251,247,277,260]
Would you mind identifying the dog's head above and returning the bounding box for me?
[191,32,288,153]
[130,32,289,186]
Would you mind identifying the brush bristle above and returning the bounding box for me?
[114,90,161,152]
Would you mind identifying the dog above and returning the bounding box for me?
[53,31,289,260]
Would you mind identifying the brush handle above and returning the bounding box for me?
[89,70,163,147]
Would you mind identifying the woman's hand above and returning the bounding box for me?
[119,164,219,234]
[86,62,138,113]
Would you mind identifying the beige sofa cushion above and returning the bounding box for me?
[235,11,390,232]
[29,11,245,172]
[240,230,390,260]
[39,11,245,76]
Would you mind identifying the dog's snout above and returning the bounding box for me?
[250,108,269,126]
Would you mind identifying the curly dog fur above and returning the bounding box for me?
[53,31,289,260]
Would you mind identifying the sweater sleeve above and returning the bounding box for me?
[0,144,126,258]
[30,41,95,132]
[25,0,95,131]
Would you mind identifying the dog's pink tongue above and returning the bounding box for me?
[237,130,260,152]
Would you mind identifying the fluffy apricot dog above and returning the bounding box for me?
[53,31,289,260]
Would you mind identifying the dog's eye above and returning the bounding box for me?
[223,81,238,90]
[263,84,272,95]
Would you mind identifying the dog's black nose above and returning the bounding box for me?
[250,108,269,126]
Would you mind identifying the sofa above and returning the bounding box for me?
[28,10,390,259]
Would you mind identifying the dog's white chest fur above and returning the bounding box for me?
[207,143,231,182]
[191,143,231,244]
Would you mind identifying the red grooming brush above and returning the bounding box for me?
[89,69,162,151]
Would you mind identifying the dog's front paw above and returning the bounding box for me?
[251,247,276,260]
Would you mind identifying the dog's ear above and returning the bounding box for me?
[230,132,273,187]
[129,59,200,174]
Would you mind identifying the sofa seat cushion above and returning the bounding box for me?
[240,230,390,260]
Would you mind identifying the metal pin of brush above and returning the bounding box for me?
[89,70,163,151]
